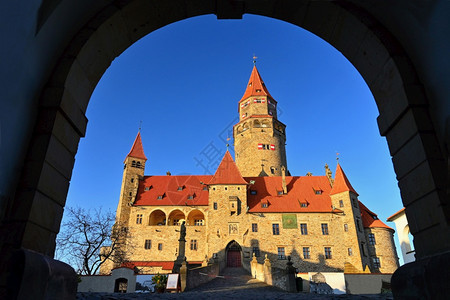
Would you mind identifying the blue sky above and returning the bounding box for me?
[64,14,405,262]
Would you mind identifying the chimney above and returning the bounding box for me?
[325,164,334,186]
[281,166,287,194]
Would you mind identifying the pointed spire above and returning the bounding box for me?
[126,132,147,161]
[330,163,358,195]
[208,151,247,185]
[239,65,273,102]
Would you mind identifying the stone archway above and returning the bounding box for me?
[1,0,449,298]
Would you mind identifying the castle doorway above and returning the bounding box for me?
[226,241,242,268]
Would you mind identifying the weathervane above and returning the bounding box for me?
[253,54,258,65]
[336,152,340,162]
[226,137,230,150]
[139,120,143,132]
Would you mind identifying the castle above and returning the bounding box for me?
[100,65,399,275]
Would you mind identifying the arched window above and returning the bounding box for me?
[254,120,261,128]
[136,161,141,168]
[131,160,136,167]
[149,210,166,226]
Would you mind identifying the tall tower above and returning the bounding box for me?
[233,65,288,177]
[116,132,147,227]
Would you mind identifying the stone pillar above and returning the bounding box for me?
[251,253,257,278]
[286,256,297,293]
[180,261,187,292]
[172,222,186,273]
[263,254,272,285]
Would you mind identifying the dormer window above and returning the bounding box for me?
[277,190,283,196]
[203,186,208,191]
[187,194,195,200]
[250,190,257,195]
[177,186,184,191]
[256,89,261,92]
[144,185,152,191]
[261,201,269,208]
[157,193,165,200]
[314,189,323,195]
[300,202,308,208]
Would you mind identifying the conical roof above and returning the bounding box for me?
[330,164,358,195]
[125,132,147,161]
[208,151,247,185]
[239,65,273,102]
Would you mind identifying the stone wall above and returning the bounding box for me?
[250,254,288,291]
[345,274,393,294]
[185,263,220,291]
[78,267,136,293]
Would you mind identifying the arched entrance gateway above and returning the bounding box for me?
[226,241,242,268]
[1,1,449,298]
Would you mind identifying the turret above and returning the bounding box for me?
[116,132,147,227]
[233,65,288,177]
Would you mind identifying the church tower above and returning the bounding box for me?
[116,132,147,227]
[233,65,288,177]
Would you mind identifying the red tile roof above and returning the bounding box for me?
[126,132,147,161]
[247,176,335,213]
[359,201,393,230]
[387,207,405,221]
[330,164,358,196]
[239,66,273,102]
[208,151,247,185]
[134,175,212,206]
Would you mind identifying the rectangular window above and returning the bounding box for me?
[361,242,366,256]
[173,219,180,226]
[344,224,349,232]
[252,223,258,232]
[303,247,310,259]
[348,248,353,256]
[300,223,308,235]
[261,202,268,208]
[372,257,381,268]
[194,219,204,226]
[300,203,308,207]
[339,200,344,207]
[368,233,376,245]
[272,224,280,235]
[321,223,329,235]
[252,247,260,257]
[356,219,362,232]
[277,247,286,260]
[190,240,197,251]
[158,243,163,251]
[144,240,151,249]
[136,214,143,224]
[213,202,218,210]
[324,247,332,259]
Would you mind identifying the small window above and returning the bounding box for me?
[252,247,260,257]
[368,233,376,245]
[372,215,378,220]
[225,187,228,190]
[272,224,280,235]
[270,167,275,174]
[300,203,308,208]
[158,243,163,251]
[190,240,197,251]
[136,162,141,168]
[303,247,310,259]
[177,186,183,191]
[324,247,332,259]
[314,190,322,195]
[252,223,258,232]
[144,239,151,249]
[157,195,163,200]
[277,247,286,260]
[203,186,208,191]
[356,219,362,232]
[250,190,257,195]
[144,186,150,191]
[300,223,308,235]
[261,202,268,208]
[173,219,180,226]
[348,248,353,256]
[321,223,329,235]
[372,257,381,268]
[131,178,134,183]
[344,224,349,232]
[136,214,143,224]
[132,161,136,167]
[213,202,218,210]
[187,195,194,200]
[194,219,204,226]
[237,187,240,190]
[256,89,262,92]
[352,198,358,208]
[361,242,366,256]
[213,187,216,191]
[277,190,283,196]
[339,200,344,207]
[129,192,132,196]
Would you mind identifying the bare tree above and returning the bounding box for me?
[56,207,131,275]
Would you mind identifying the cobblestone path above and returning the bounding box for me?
[77,267,394,300]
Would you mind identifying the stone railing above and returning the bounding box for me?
[185,263,220,291]
[250,254,297,292]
